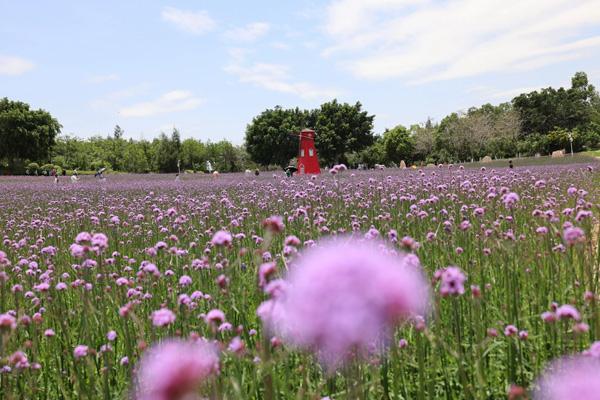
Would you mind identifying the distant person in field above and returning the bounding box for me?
[94,167,106,179]
[509,160,514,169]
[175,173,180,182]
[50,168,59,183]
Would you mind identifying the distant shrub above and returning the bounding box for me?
[26,162,40,175]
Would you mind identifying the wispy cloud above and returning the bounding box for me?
[323,0,600,83]
[88,73,119,84]
[90,83,151,111]
[224,50,339,100]
[119,90,204,117]
[0,55,34,76]
[161,7,216,35]
[224,22,270,42]
[271,41,291,50]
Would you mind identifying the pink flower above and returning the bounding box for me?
[75,232,92,244]
[518,330,528,340]
[151,309,176,327]
[211,231,232,247]
[556,304,581,321]
[134,339,220,400]
[563,227,585,246]
[583,341,600,358]
[73,345,89,359]
[262,215,285,233]
[541,311,557,323]
[504,325,518,337]
[259,238,429,369]
[44,329,55,337]
[534,356,600,400]
[284,235,301,246]
[0,313,17,330]
[204,309,225,326]
[9,351,29,369]
[227,337,245,355]
[437,266,466,297]
[502,192,520,209]
[107,330,117,341]
[91,233,109,250]
[574,323,589,334]
[258,262,277,288]
[69,244,87,258]
[179,275,192,287]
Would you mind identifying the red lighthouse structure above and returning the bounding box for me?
[296,128,320,174]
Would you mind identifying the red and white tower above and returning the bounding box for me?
[296,128,320,174]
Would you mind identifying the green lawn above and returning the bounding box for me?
[460,152,600,168]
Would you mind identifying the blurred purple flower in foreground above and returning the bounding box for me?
[258,237,430,370]
[134,339,220,400]
[534,356,600,400]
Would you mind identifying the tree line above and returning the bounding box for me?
[0,105,255,174]
[47,127,254,174]
[245,72,600,168]
[1,71,599,174]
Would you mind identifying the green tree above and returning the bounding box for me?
[410,119,437,163]
[314,100,375,166]
[113,125,124,140]
[245,106,312,168]
[0,98,61,172]
[181,138,207,171]
[152,128,181,172]
[347,137,385,168]
[513,72,597,136]
[122,141,150,173]
[381,125,414,165]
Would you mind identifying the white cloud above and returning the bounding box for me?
[271,42,291,50]
[90,83,151,111]
[224,55,339,100]
[89,73,119,84]
[490,87,544,100]
[161,7,216,35]
[224,22,270,42]
[0,55,34,75]
[323,0,600,83]
[119,90,204,117]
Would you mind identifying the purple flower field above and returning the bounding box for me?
[1,164,599,399]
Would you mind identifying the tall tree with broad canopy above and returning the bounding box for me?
[0,98,61,171]
[314,100,375,166]
[513,72,597,136]
[245,101,375,168]
[245,106,313,168]
[381,124,415,165]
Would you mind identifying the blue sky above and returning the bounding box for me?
[2,0,600,144]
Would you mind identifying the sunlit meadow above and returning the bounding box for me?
[1,163,599,399]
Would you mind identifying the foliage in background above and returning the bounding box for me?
[248,72,600,168]
[0,98,62,174]
[47,127,254,174]
[2,72,600,174]
[245,101,375,167]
